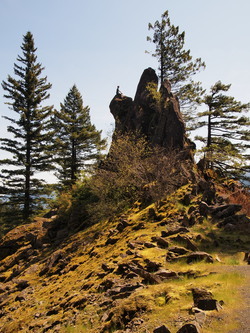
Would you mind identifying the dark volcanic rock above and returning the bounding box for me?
[186,252,214,264]
[192,287,213,307]
[153,325,171,333]
[151,236,169,249]
[110,67,191,152]
[177,322,201,333]
[211,204,242,218]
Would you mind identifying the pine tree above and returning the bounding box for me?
[0,31,53,221]
[147,10,205,125]
[53,85,106,187]
[195,81,250,181]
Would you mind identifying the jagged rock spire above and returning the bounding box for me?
[110,67,191,151]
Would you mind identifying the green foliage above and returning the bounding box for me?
[52,85,106,187]
[89,132,190,221]
[195,81,250,182]
[53,174,99,229]
[147,10,205,125]
[0,31,53,222]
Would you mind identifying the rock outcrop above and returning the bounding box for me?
[110,67,191,151]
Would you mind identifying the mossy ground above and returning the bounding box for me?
[0,182,249,332]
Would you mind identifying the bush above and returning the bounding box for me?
[89,132,191,221]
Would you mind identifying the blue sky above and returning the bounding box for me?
[1,0,250,140]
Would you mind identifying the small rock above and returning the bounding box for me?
[197,299,222,311]
[15,280,29,290]
[168,246,189,255]
[101,263,113,272]
[193,308,206,327]
[132,222,146,230]
[151,236,169,249]
[116,219,129,232]
[153,324,171,333]
[198,201,210,217]
[163,227,189,237]
[105,237,118,245]
[148,207,158,220]
[155,269,178,279]
[181,193,192,206]
[177,322,201,333]
[15,294,26,302]
[144,259,162,272]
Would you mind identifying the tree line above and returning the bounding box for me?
[0,32,106,223]
[1,11,249,225]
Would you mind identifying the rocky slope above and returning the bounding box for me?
[0,69,249,332]
[0,178,250,333]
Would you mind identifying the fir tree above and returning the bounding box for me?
[0,31,53,221]
[53,85,106,186]
[195,81,250,182]
[147,10,205,125]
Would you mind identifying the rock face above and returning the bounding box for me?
[110,67,190,151]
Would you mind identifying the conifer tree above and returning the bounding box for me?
[0,31,53,221]
[53,85,106,186]
[195,81,250,181]
[147,10,205,125]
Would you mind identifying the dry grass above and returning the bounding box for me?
[229,188,250,216]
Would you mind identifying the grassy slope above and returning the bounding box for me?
[0,182,249,333]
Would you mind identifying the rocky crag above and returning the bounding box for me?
[110,67,193,152]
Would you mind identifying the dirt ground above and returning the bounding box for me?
[226,265,250,333]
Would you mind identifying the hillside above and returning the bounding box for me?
[0,177,250,333]
[0,67,250,333]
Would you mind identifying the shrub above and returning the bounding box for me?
[89,132,191,221]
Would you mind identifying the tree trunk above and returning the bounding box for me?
[71,139,77,183]
[207,107,212,168]
[24,137,31,220]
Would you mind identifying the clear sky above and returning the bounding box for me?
[1,0,250,140]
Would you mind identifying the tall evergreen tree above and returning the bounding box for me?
[53,85,106,186]
[195,81,250,181]
[0,31,53,221]
[147,10,205,125]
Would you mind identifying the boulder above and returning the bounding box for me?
[197,299,222,311]
[211,204,242,219]
[170,235,198,251]
[217,214,250,228]
[186,252,214,264]
[192,288,213,307]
